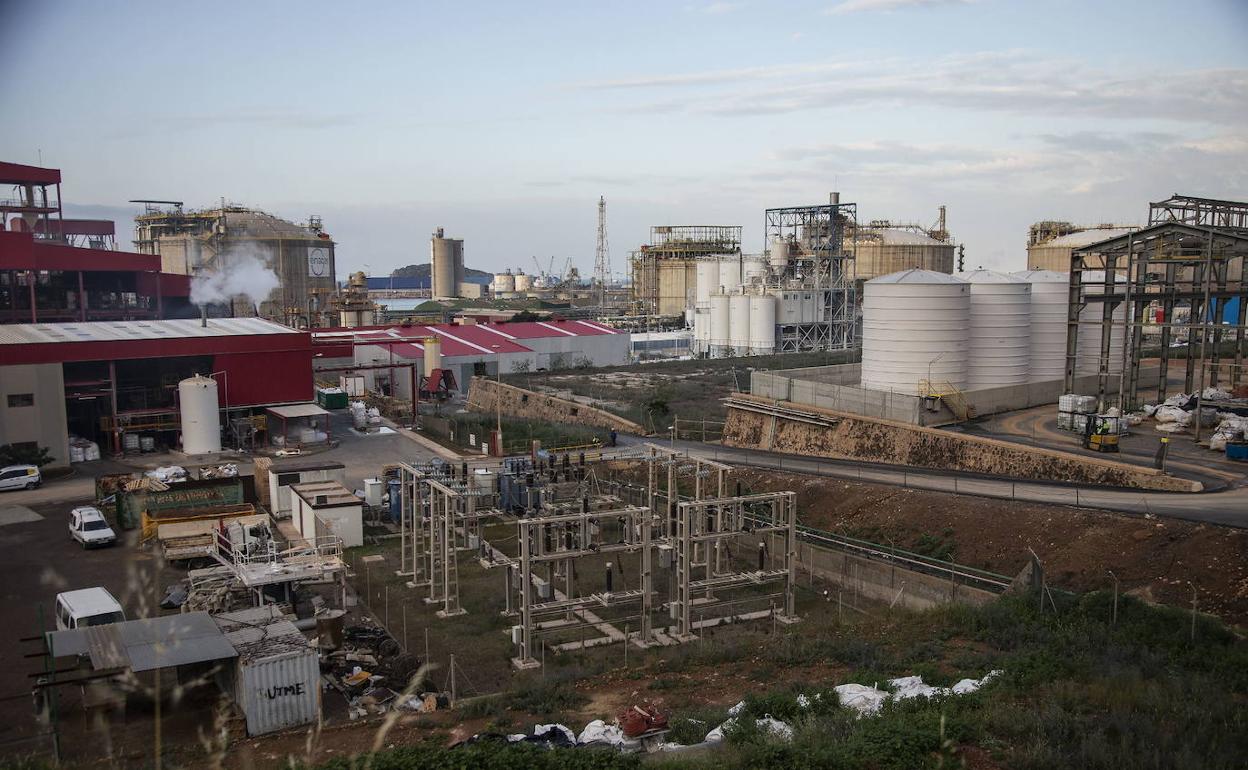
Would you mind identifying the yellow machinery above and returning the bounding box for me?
[1083,416,1121,453]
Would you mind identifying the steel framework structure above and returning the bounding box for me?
[1063,195,1248,426]
[630,226,742,316]
[764,199,858,351]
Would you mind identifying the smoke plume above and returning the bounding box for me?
[190,245,280,309]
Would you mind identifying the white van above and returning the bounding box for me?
[54,587,126,631]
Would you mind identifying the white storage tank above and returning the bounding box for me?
[1012,270,1069,383]
[748,293,776,354]
[493,272,516,293]
[728,292,752,355]
[1078,270,1126,376]
[860,269,970,394]
[743,257,768,286]
[179,375,221,455]
[514,272,531,292]
[692,307,711,353]
[769,237,790,271]
[695,260,719,306]
[709,293,731,356]
[718,257,743,293]
[955,269,1031,389]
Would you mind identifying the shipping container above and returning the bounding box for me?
[215,607,321,736]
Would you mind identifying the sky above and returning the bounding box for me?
[2,0,1246,280]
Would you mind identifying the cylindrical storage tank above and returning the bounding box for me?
[852,228,956,281]
[1026,228,1132,272]
[728,292,751,355]
[1012,270,1069,383]
[743,257,767,286]
[955,270,1031,389]
[423,337,442,372]
[748,293,776,355]
[1077,271,1126,376]
[695,260,719,306]
[860,269,970,394]
[709,293,731,356]
[493,272,515,293]
[179,375,221,455]
[718,257,742,293]
[769,237,790,270]
[514,272,531,292]
[431,228,462,298]
[692,307,710,353]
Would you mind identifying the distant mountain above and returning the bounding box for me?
[391,263,493,283]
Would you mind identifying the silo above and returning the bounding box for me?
[728,292,751,354]
[1026,227,1133,272]
[431,227,463,298]
[1012,270,1069,382]
[1077,271,1125,376]
[695,260,719,306]
[955,270,1031,389]
[852,228,956,281]
[709,293,731,356]
[743,257,768,286]
[493,272,516,293]
[514,272,531,292]
[769,237,790,271]
[179,375,221,455]
[860,269,970,394]
[423,336,442,373]
[748,293,776,354]
[692,307,710,354]
[718,257,742,293]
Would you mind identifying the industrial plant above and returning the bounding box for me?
[2,159,1248,770]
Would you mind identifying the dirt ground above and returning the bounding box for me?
[725,467,1248,627]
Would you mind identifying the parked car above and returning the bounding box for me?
[69,506,117,548]
[0,464,41,491]
[54,587,125,631]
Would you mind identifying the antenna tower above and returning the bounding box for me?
[594,195,610,306]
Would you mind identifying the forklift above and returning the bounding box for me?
[1082,415,1121,453]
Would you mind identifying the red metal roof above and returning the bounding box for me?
[0,230,159,272]
[0,161,61,186]
[479,320,618,339]
[313,319,618,360]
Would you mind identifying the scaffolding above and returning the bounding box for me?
[764,198,858,351]
[630,226,742,316]
[1064,195,1248,425]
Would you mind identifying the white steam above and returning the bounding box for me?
[190,245,280,309]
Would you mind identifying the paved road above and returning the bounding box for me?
[663,439,1248,529]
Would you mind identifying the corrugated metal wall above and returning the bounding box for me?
[236,649,321,736]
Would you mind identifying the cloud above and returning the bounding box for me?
[826,0,972,14]
[575,51,1248,126]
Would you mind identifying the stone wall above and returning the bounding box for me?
[466,377,646,434]
[723,394,1198,492]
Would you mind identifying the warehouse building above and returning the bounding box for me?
[314,319,627,397]
[0,318,314,466]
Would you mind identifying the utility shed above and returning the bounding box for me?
[259,458,347,518]
[46,612,237,673]
[290,481,363,547]
[214,606,321,736]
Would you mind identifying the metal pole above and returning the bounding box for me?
[1108,570,1118,625]
[1193,229,1215,443]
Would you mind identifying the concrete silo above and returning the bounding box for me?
[431,227,464,298]
[1025,223,1134,272]
[851,227,956,281]
[860,269,970,394]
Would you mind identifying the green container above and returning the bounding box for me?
[316,388,349,410]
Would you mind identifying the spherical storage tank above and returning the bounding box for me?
[860,269,970,395]
[728,292,751,354]
[709,293,731,356]
[748,294,776,354]
[695,260,719,306]
[1077,271,1125,376]
[1012,270,1068,383]
[955,270,1031,389]
[179,375,221,455]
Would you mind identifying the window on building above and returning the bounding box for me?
[276,472,301,488]
[6,393,34,408]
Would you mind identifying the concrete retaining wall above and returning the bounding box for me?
[723,394,1198,492]
[466,377,646,434]
[752,364,1163,427]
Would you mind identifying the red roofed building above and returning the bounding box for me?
[312,319,628,398]
[0,161,194,324]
